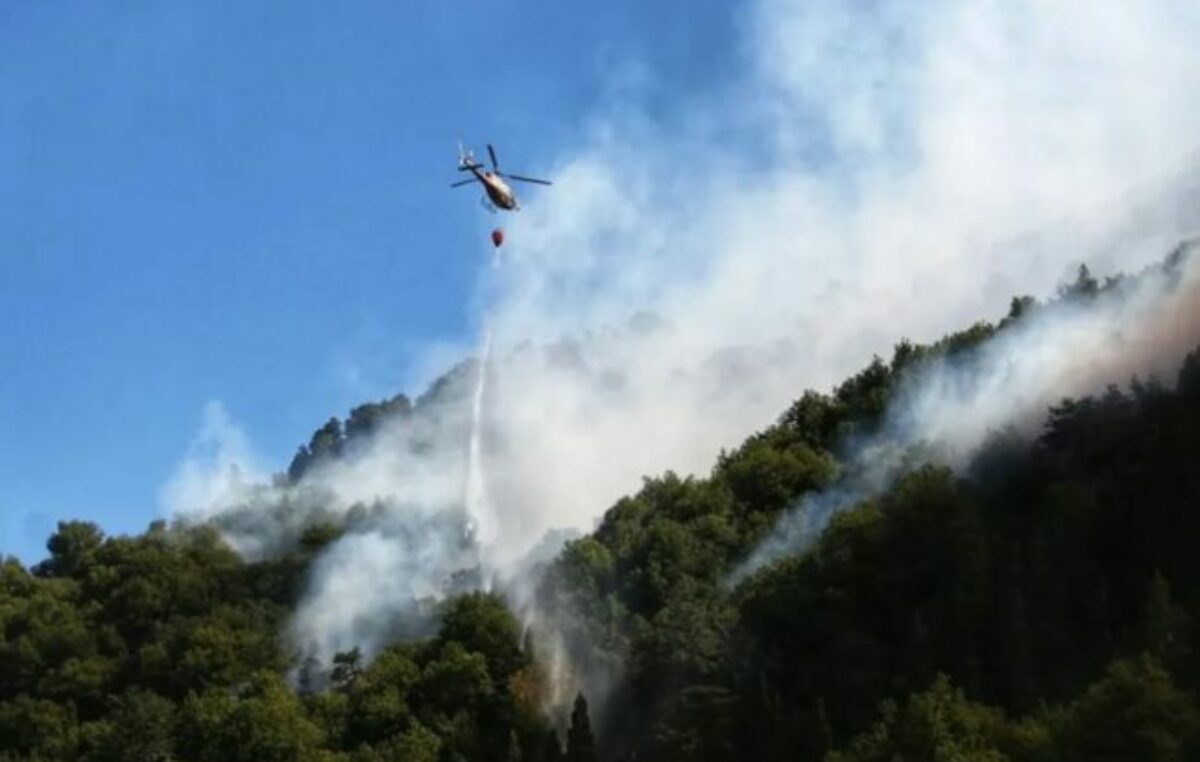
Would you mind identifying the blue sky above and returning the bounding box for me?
[0,1,740,563]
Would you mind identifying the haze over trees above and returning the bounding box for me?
[4,248,1200,760]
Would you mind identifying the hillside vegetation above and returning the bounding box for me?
[4,251,1200,761]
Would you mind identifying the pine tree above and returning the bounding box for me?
[330,647,362,690]
[566,693,598,762]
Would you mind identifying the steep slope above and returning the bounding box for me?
[3,242,1200,761]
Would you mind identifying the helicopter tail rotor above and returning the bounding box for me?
[458,141,479,171]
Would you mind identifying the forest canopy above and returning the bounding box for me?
[4,250,1200,761]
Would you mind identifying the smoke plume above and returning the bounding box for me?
[734,242,1200,581]
[164,0,1200,704]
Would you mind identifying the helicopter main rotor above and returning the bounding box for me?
[452,143,552,187]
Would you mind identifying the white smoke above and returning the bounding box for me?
[163,0,1200,688]
[161,401,265,524]
[735,243,1200,581]
[476,0,1200,575]
[165,370,484,662]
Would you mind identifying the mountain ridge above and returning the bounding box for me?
[4,239,1200,760]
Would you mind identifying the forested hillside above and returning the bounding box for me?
[4,249,1200,761]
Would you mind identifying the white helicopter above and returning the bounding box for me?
[451,143,551,212]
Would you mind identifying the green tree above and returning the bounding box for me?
[39,521,104,578]
[829,675,1012,762]
[373,721,440,762]
[565,693,597,762]
[1058,655,1200,762]
[436,592,528,686]
[344,645,420,747]
[178,672,326,762]
[91,689,177,762]
[331,648,364,691]
[0,696,79,760]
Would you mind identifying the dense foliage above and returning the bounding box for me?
[4,254,1200,760]
[535,258,1200,760]
[0,524,597,760]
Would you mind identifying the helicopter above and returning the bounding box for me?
[451,143,551,212]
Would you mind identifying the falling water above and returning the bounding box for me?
[465,244,503,584]
[465,326,495,564]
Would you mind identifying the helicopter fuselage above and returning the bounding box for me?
[468,166,518,211]
[454,144,550,210]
